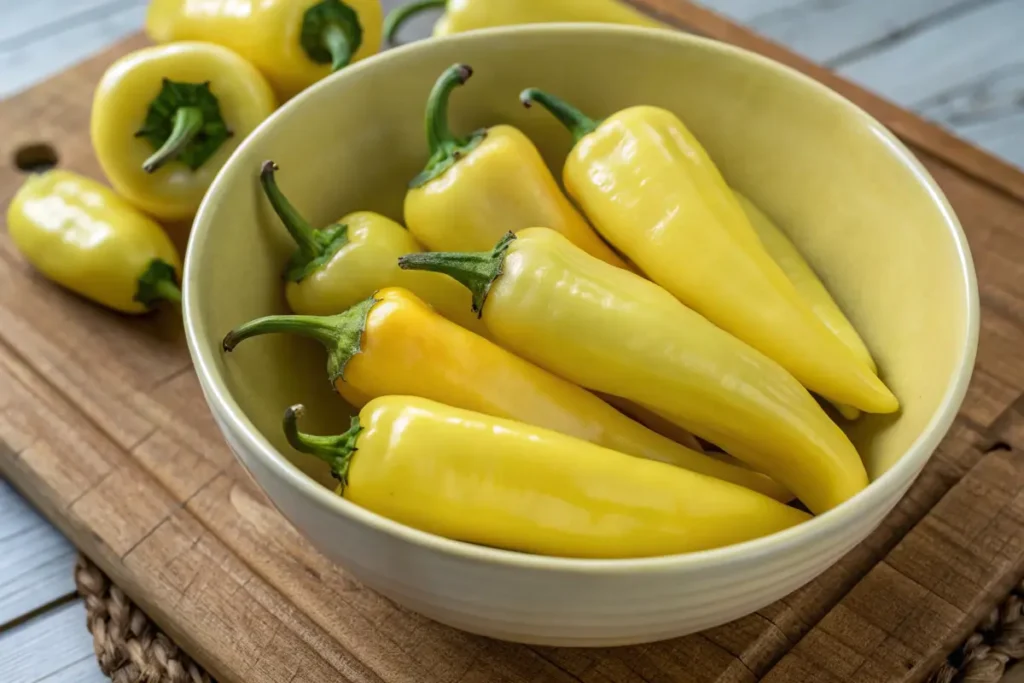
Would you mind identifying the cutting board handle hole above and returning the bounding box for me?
[13,143,59,173]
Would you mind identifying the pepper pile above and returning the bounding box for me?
[222,63,899,560]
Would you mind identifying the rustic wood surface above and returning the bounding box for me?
[2,2,1024,682]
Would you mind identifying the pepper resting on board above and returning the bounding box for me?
[258,161,484,337]
[223,287,789,500]
[520,88,897,415]
[146,0,382,101]
[403,64,629,268]
[399,228,869,514]
[283,397,809,559]
[7,170,182,315]
[384,0,665,44]
[91,42,277,221]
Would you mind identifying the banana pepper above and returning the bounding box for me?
[399,228,869,514]
[283,396,809,558]
[385,0,665,44]
[520,89,898,415]
[223,287,788,500]
[146,0,382,101]
[7,170,182,314]
[403,65,628,268]
[258,161,484,337]
[92,42,277,221]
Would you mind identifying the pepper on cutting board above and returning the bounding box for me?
[283,397,809,558]
[520,88,898,415]
[223,287,789,500]
[92,42,277,221]
[6,170,182,315]
[403,64,628,268]
[146,0,383,101]
[399,228,868,514]
[258,161,484,336]
[384,0,665,44]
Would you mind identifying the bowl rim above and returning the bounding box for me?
[183,23,980,574]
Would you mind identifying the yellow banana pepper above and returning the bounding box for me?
[734,191,877,376]
[384,0,665,44]
[399,228,869,514]
[146,0,382,101]
[258,161,484,337]
[403,65,628,268]
[520,89,898,415]
[224,287,789,500]
[283,397,809,558]
[6,170,182,314]
[91,42,277,221]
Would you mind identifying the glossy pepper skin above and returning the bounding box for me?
[91,42,276,221]
[400,228,869,514]
[734,191,877,376]
[403,65,628,268]
[384,0,664,44]
[521,90,898,415]
[224,287,789,500]
[7,170,182,314]
[283,397,809,558]
[258,162,484,337]
[146,0,382,101]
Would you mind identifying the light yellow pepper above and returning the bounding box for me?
[403,65,629,268]
[283,396,809,558]
[384,0,665,44]
[400,228,869,514]
[223,287,789,500]
[6,170,181,314]
[91,42,277,221]
[259,161,484,336]
[521,89,897,414]
[146,0,382,101]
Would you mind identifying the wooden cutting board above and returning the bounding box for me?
[3,3,1024,682]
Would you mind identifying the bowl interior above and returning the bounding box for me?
[186,26,975,495]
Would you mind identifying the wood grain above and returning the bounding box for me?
[2,3,1024,682]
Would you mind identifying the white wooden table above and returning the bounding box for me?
[0,1,1022,681]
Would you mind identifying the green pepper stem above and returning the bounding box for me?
[411,64,486,187]
[221,296,377,385]
[397,232,515,316]
[142,106,204,173]
[134,258,182,309]
[260,161,322,260]
[384,0,447,46]
[322,22,353,71]
[284,405,362,489]
[426,64,472,156]
[520,88,598,144]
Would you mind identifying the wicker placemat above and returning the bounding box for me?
[74,551,1022,683]
[75,555,212,683]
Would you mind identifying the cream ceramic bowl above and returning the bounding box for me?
[184,25,978,646]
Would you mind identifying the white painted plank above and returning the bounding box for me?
[0,600,106,683]
[0,3,146,99]
[955,112,1024,171]
[746,0,980,66]
[700,0,811,22]
[0,0,143,45]
[0,480,77,627]
[837,0,1024,106]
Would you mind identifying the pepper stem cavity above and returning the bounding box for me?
[134,258,181,309]
[520,88,599,144]
[222,295,377,385]
[384,0,446,46]
[301,0,364,72]
[260,160,350,282]
[284,405,362,489]
[398,232,515,316]
[136,79,232,172]
[411,64,487,188]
